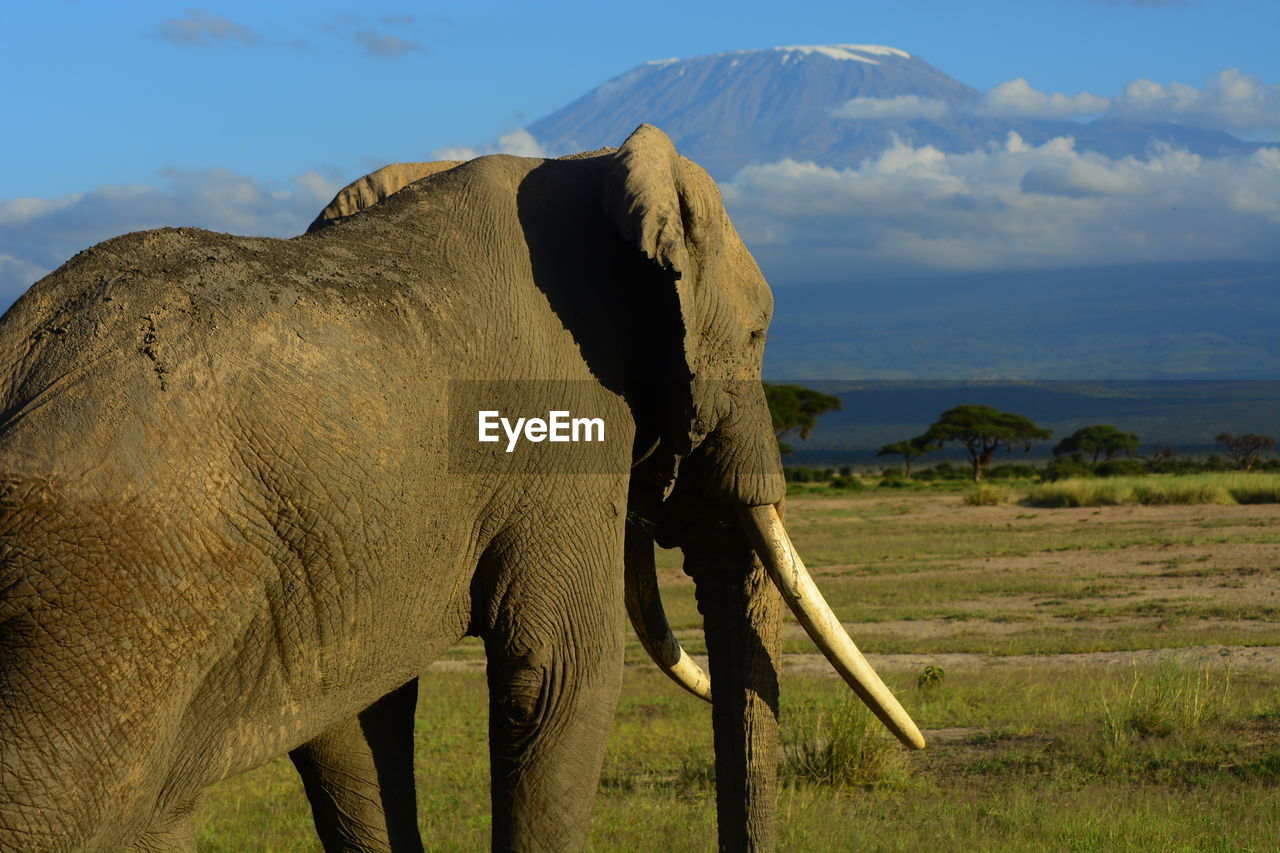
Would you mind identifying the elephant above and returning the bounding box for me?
[308,160,464,229]
[0,124,922,852]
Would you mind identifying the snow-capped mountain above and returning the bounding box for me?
[528,44,1259,177]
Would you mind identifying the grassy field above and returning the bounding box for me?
[194,491,1280,851]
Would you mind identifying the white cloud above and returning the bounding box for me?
[155,8,260,47]
[1020,154,1154,197]
[721,134,1280,280]
[0,254,51,298]
[830,95,950,121]
[975,78,1111,119]
[829,80,1109,123]
[0,196,80,226]
[354,28,423,58]
[830,70,1276,132]
[432,128,548,161]
[1110,69,1280,134]
[322,13,425,59]
[0,169,343,303]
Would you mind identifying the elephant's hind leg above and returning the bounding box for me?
[290,680,423,853]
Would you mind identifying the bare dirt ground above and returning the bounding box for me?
[790,496,1280,666]
[434,495,1280,675]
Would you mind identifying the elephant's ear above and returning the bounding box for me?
[604,124,728,459]
[306,160,464,233]
[602,125,693,280]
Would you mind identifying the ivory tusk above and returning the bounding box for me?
[735,504,926,750]
[624,522,712,703]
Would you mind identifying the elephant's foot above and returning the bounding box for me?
[290,679,423,853]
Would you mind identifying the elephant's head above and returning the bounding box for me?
[309,125,922,851]
[602,126,924,850]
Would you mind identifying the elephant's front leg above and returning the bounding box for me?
[479,530,625,852]
[290,680,422,853]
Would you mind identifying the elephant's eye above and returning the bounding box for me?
[750,329,767,345]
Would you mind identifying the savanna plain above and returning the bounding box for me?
[195,477,1280,852]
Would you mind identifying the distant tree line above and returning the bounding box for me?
[872,404,1276,482]
[764,383,1277,483]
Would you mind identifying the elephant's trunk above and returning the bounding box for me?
[686,523,783,852]
[628,449,924,848]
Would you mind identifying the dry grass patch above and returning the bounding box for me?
[1027,473,1280,507]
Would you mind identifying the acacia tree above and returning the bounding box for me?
[1215,432,1276,471]
[922,404,1051,482]
[877,436,939,477]
[1052,425,1140,464]
[763,383,842,454]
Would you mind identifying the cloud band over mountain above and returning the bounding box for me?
[828,69,1280,130]
[722,134,1280,280]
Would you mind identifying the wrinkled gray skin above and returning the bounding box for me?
[0,125,784,852]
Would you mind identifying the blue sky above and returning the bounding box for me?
[2,0,1278,300]
[6,0,1277,196]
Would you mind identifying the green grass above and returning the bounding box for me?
[195,664,1280,850]
[780,695,910,789]
[194,493,1280,850]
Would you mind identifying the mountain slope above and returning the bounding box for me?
[529,45,1260,177]
[530,45,978,175]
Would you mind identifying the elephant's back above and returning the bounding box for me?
[0,227,419,494]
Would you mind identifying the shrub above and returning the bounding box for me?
[1041,456,1095,482]
[785,467,815,483]
[1148,457,1202,475]
[1230,480,1280,503]
[916,461,968,482]
[1130,479,1230,505]
[987,463,1039,480]
[1025,473,1280,507]
[1026,480,1129,507]
[916,665,945,689]
[963,484,1007,505]
[1096,458,1148,478]
[829,476,866,491]
[878,467,911,488]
